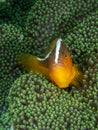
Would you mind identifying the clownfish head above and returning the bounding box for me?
[48,38,80,88]
[48,38,72,67]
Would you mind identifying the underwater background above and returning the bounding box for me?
[0,0,98,130]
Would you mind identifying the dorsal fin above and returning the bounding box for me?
[37,38,59,61]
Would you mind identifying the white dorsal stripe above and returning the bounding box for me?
[55,38,62,63]
[37,50,52,61]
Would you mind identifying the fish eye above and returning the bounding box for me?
[61,51,66,58]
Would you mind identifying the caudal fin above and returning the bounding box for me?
[17,53,37,71]
[17,53,49,75]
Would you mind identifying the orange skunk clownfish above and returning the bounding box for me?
[17,38,83,88]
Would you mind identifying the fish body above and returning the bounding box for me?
[17,38,83,88]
